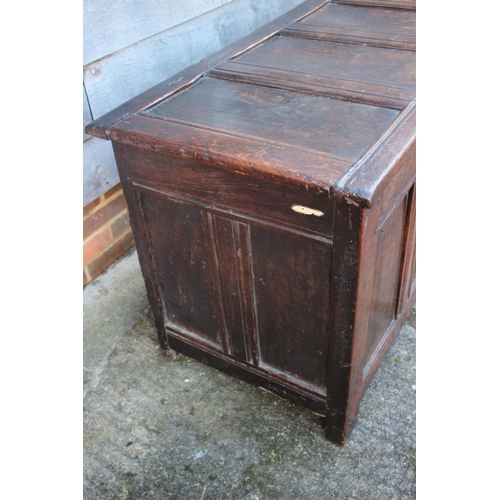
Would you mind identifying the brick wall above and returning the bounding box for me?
[83,184,135,285]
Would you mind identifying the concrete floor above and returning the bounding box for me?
[83,248,416,499]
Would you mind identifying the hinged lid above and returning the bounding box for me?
[85,0,416,207]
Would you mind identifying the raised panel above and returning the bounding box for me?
[144,77,398,163]
[283,3,416,50]
[303,3,415,35]
[138,192,223,348]
[233,36,416,93]
[250,226,332,391]
[364,197,406,364]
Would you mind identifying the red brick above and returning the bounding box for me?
[83,194,127,240]
[103,183,123,199]
[110,210,131,239]
[83,196,102,218]
[85,231,135,283]
[83,228,112,264]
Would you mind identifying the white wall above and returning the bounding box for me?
[83,0,304,206]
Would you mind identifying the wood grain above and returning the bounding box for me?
[283,3,415,49]
[250,225,332,391]
[144,78,398,164]
[209,60,413,109]
[305,3,416,35]
[232,36,416,93]
[335,0,416,10]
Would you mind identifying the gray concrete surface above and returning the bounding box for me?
[83,248,149,397]
[83,249,416,499]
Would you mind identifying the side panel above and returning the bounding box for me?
[363,198,406,361]
[362,182,416,384]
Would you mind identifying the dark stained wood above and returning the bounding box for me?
[336,0,416,10]
[282,3,416,50]
[337,102,416,208]
[364,198,407,361]
[139,192,224,348]
[87,0,416,445]
[209,61,411,110]
[142,78,399,164]
[209,214,258,363]
[230,35,415,93]
[250,226,332,392]
[235,36,414,91]
[397,184,416,317]
[282,23,415,51]
[108,113,350,192]
[116,146,335,238]
[305,3,416,35]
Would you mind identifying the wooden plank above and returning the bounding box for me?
[108,113,348,191]
[232,36,415,92]
[210,45,414,108]
[282,23,415,50]
[143,77,399,164]
[83,137,119,206]
[209,64,408,110]
[83,85,93,142]
[83,0,231,65]
[335,0,416,10]
[306,3,416,35]
[84,0,325,138]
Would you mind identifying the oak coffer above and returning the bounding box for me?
[85,0,416,445]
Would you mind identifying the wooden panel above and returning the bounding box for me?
[138,192,223,348]
[120,145,334,238]
[209,215,258,363]
[282,23,415,51]
[250,226,332,391]
[336,0,416,10]
[84,0,307,119]
[363,197,406,364]
[110,113,349,191]
[397,184,416,316]
[283,3,415,50]
[83,137,119,206]
[144,78,398,163]
[232,36,415,93]
[210,61,411,109]
[304,3,416,35]
[83,0,230,65]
